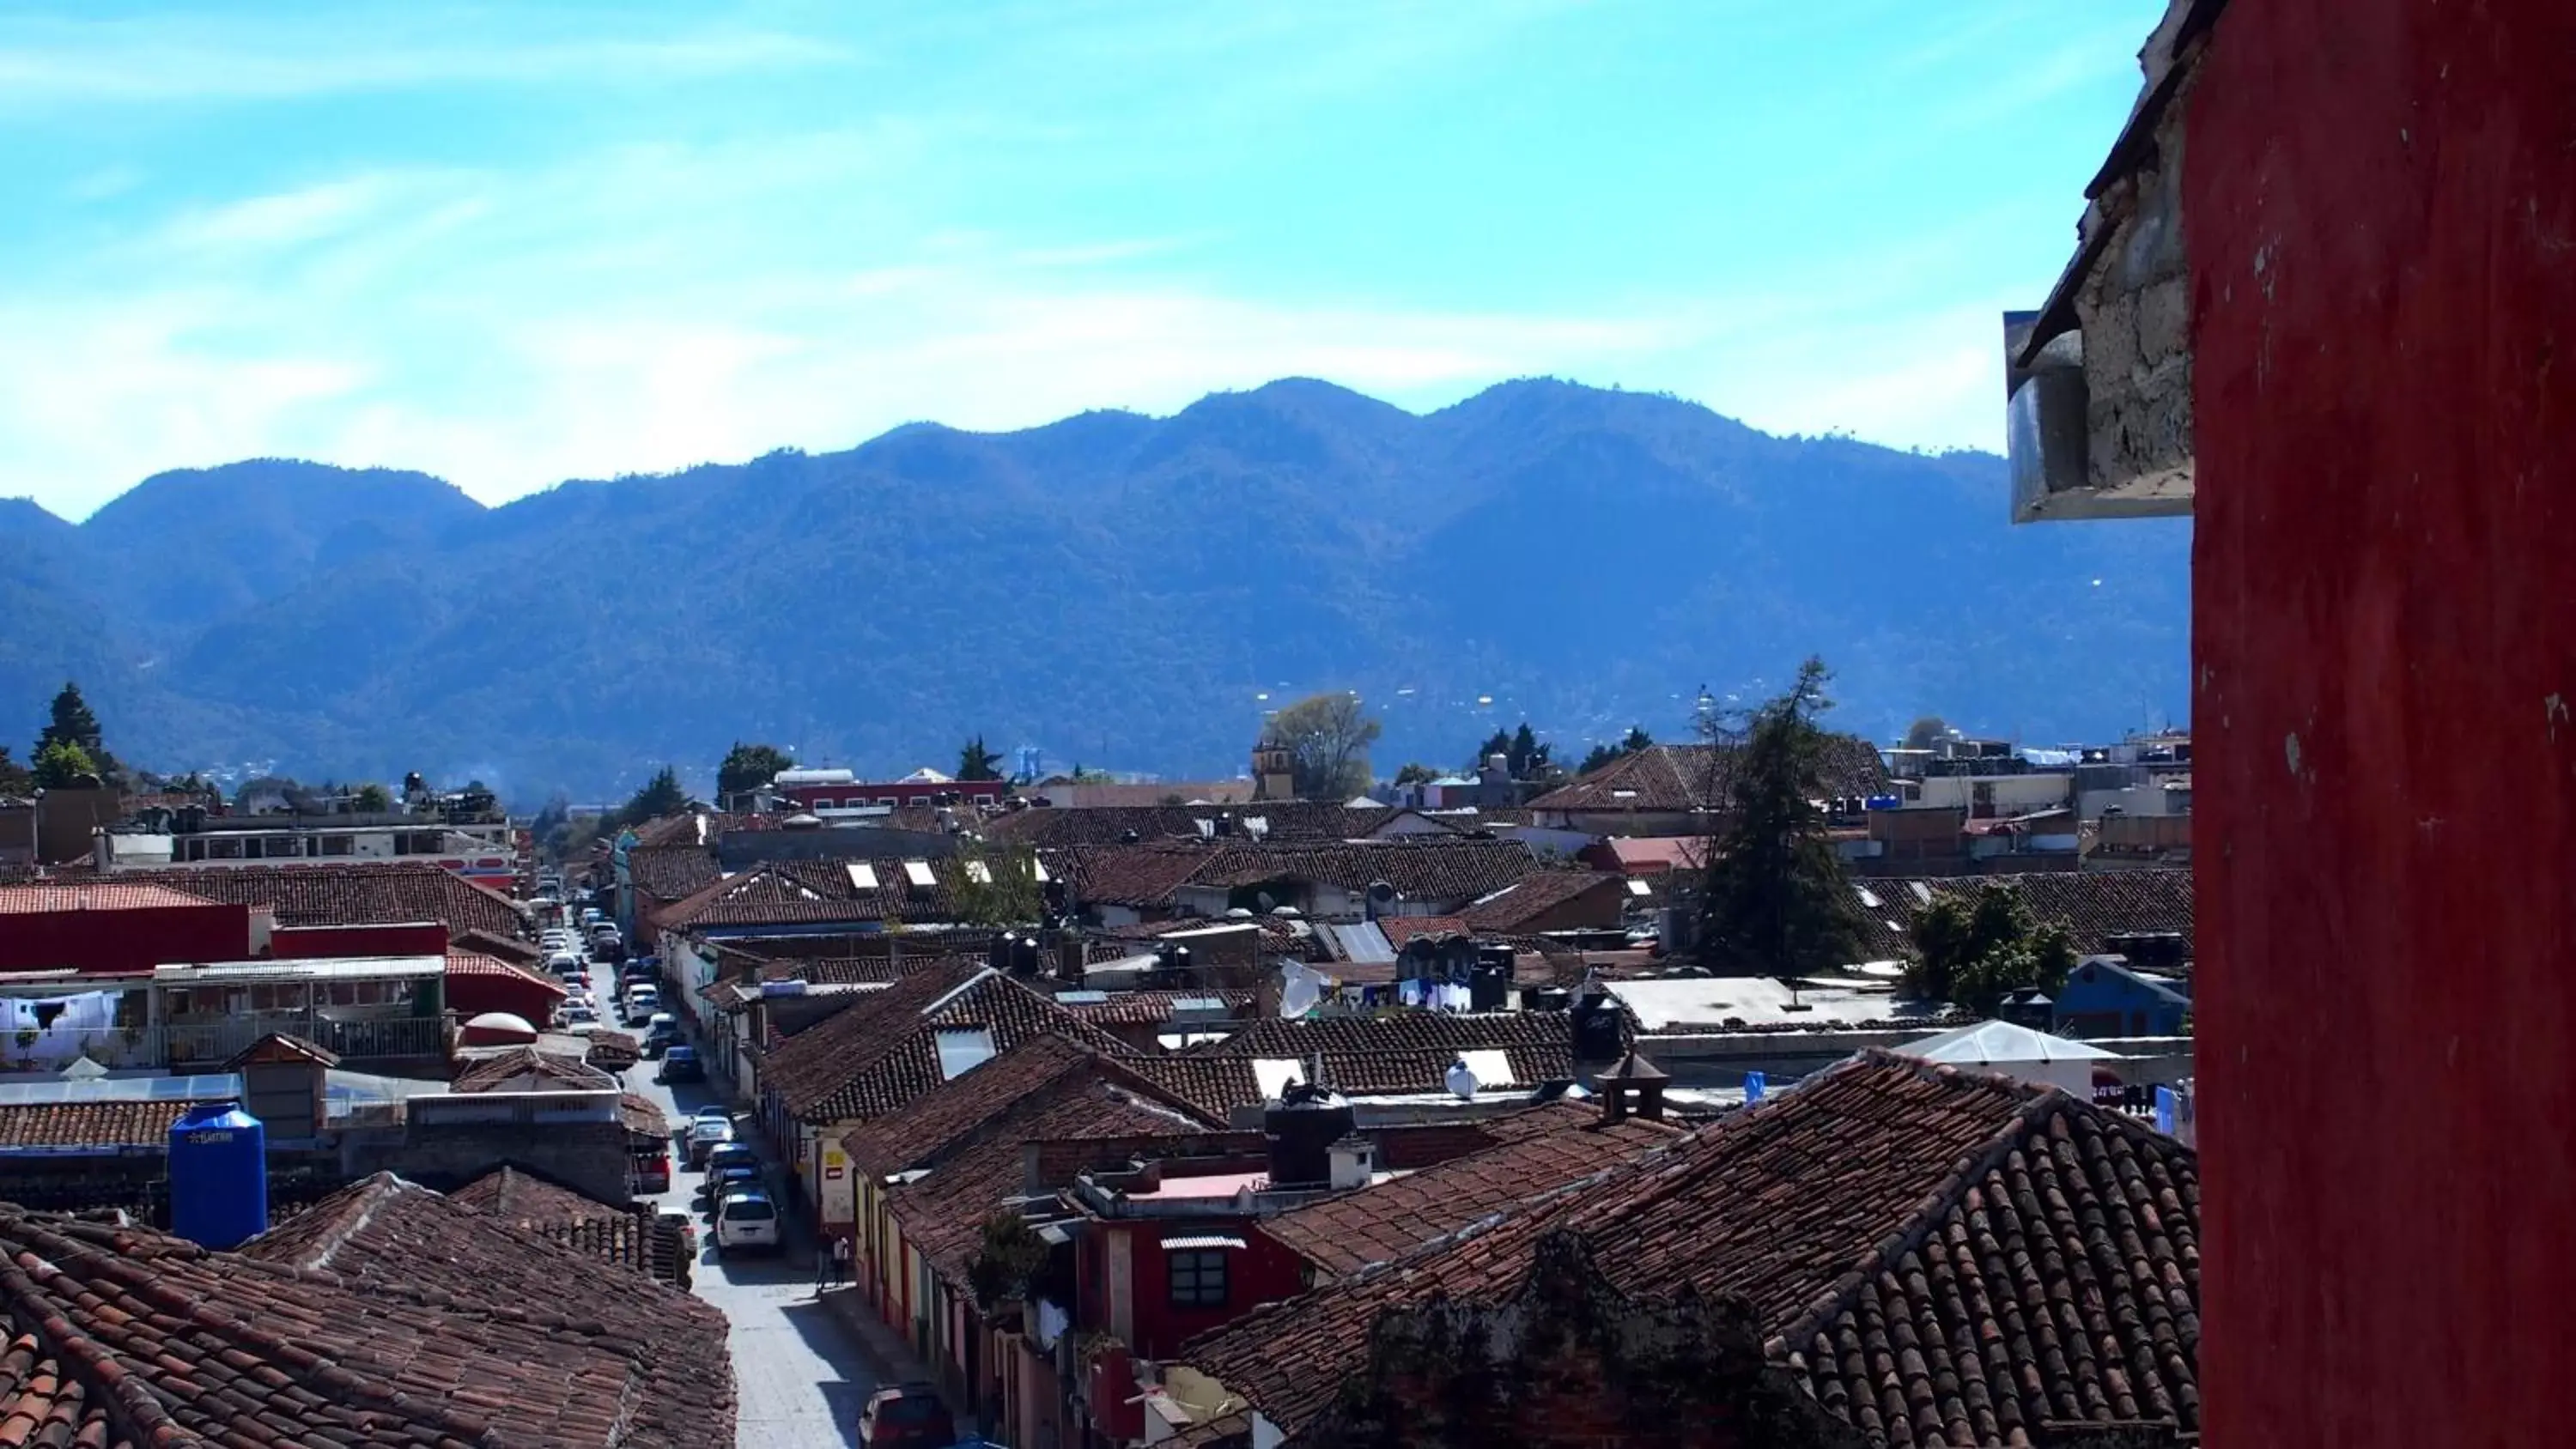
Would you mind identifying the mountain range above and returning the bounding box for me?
[0,378,2190,802]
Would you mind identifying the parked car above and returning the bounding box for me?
[698,1162,762,1216]
[657,1046,705,1084]
[684,1113,734,1168]
[702,1142,758,1178]
[623,987,659,1024]
[632,1143,671,1193]
[856,1384,956,1448]
[713,1191,781,1257]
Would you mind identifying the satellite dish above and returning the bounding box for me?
[1444,1056,1479,1100]
[1367,881,1396,906]
[1279,961,1324,1018]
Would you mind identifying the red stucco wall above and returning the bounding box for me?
[2187,1,2576,1443]
[0,902,250,974]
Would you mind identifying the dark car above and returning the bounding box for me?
[702,1142,759,1178]
[856,1384,956,1448]
[656,1045,704,1084]
[698,1163,762,1217]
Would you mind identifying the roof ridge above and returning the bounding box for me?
[1762,1052,2074,1357]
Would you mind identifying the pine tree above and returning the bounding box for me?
[34,682,113,778]
[717,743,795,798]
[1697,658,1865,979]
[957,736,1005,783]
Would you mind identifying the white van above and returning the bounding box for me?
[714,1192,781,1256]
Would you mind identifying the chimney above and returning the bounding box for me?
[1327,1134,1376,1190]
[1600,1050,1669,1124]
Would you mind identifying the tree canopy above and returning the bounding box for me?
[1903,715,1952,750]
[1263,693,1381,800]
[352,783,395,812]
[957,736,1005,783]
[717,742,796,799]
[31,740,98,790]
[1473,723,1555,779]
[0,746,29,797]
[33,682,115,781]
[1577,725,1654,775]
[1904,883,2079,1012]
[1696,658,1865,980]
[607,767,690,829]
[951,839,1044,928]
[1392,762,1438,787]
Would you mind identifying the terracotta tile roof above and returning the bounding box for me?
[224,1032,341,1069]
[884,1062,1218,1288]
[447,947,569,1000]
[624,842,722,903]
[1056,838,1542,912]
[1457,869,1625,932]
[450,1165,691,1289]
[1182,1050,2199,1446]
[0,881,220,913]
[0,1191,731,1447]
[1121,1042,1583,1118]
[760,963,1129,1125]
[452,1046,612,1094]
[1528,738,1891,815]
[96,861,526,938]
[1261,1102,1680,1277]
[1845,868,2195,960]
[986,802,1389,848]
[618,1092,670,1138]
[699,952,960,1012]
[653,858,969,931]
[1052,989,1256,1027]
[1185,1009,1597,1060]
[1376,915,1468,947]
[240,1173,732,1443]
[455,926,544,965]
[584,1030,642,1072]
[0,1097,212,1150]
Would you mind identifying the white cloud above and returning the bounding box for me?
[0,15,853,107]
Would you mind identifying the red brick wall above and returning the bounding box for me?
[2187,2,2576,1443]
[0,902,249,974]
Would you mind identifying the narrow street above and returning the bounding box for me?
[615,1021,889,1446]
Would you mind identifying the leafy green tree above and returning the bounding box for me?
[1392,762,1438,787]
[951,840,1044,928]
[34,682,114,778]
[957,736,1005,783]
[1577,725,1654,775]
[1904,882,2080,1012]
[0,746,30,797]
[1471,722,1553,778]
[611,767,690,827]
[1262,693,1381,800]
[1696,658,1865,980]
[717,743,797,799]
[966,1210,1049,1313]
[31,739,99,789]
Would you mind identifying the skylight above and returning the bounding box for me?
[846,863,880,891]
[963,859,993,884]
[903,860,938,888]
[1625,878,1653,897]
[1459,1049,1515,1088]
[1855,885,1881,908]
[933,1027,997,1081]
[1251,1058,1307,1099]
[1031,859,1050,883]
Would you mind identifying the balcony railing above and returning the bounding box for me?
[0,1014,452,1073]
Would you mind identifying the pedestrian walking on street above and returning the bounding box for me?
[813,1240,832,1294]
[832,1234,853,1288]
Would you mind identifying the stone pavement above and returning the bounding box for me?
[621,1046,908,1447]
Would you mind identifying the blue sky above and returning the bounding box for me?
[1,0,2163,518]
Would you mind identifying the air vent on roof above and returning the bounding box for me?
[846,863,880,891]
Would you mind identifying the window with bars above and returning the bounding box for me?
[1168,1250,1229,1308]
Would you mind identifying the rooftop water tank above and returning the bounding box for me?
[1262,1082,1353,1189]
[168,1101,268,1250]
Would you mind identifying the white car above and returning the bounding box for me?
[714,1192,781,1256]
[624,988,659,1023]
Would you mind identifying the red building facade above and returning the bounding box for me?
[2189,2,2576,1445]
[0,885,249,976]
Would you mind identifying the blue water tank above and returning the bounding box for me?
[168,1101,269,1250]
